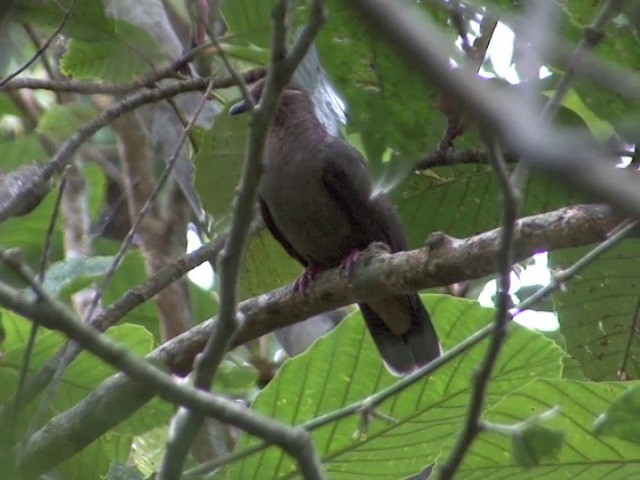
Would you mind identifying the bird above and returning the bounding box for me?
[230,79,441,374]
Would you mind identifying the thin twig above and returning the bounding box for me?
[158,21,257,480]
[156,79,224,477]
[7,204,631,474]
[0,70,265,225]
[10,174,67,443]
[160,0,328,477]
[511,0,623,188]
[0,233,232,427]
[0,40,216,94]
[0,0,77,88]
[85,80,216,324]
[439,136,520,478]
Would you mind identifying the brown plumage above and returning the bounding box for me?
[231,81,441,373]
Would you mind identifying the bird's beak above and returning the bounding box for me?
[229,100,248,115]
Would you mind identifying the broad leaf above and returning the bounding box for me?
[225,295,563,479]
[455,379,640,478]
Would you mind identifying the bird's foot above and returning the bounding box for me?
[339,249,363,276]
[292,266,321,293]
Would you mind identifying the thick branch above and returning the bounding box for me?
[10,204,624,471]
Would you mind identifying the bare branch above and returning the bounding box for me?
[0,0,77,88]
[0,41,219,94]
[161,0,328,477]
[0,70,265,225]
[18,204,636,477]
[439,136,520,479]
[2,202,628,473]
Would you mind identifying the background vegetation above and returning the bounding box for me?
[0,0,639,478]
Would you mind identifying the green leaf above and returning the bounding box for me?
[60,37,156,82]
[14,1,162,81]
[194,109,247,222]
[551,239,640,381]
[593,385,640,443]
[240,230,302,298]
[395,166,583,248]
[316,1,452,169]
[0,311,155,477]
[213,361,259,396]
[558,2,640,122]
[221,0,276,49]
[190,281,219,324]
[100,247,162,341]
[554,89,615,142]
[512,422,564,468]
[36,103,98,144]
[455,379,640,478]
[225,295,563,479]
[41,255,117,298]
[0,135,48,171]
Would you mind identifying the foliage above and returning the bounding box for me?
[0,0,639,479]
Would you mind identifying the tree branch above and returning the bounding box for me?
[162,0,328,477]
[439,136,520,478]
[0,69,265,224]
[0,41,221,94]
[5,203,627,473]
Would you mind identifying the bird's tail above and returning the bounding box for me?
[359,295,441,375]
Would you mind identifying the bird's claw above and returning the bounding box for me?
[292,266,320,293]
[339,249,363,276]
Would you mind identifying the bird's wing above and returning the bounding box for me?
[259,197,310,266]
[320,138,409,252]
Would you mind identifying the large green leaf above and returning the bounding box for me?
[13,0,162,81]
[558,1,640,123]
[316,1,453,170]
[194,108,247,223]
[240,230,303,298]
[455,379,640,478]
[100,248,162,341]
[39,255,116,299]
[551,240,640,381]
[0,310,155,479]
[225,295,564,479]
[395,165,583,248]
[221,0,275,49]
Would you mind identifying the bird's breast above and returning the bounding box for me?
[260,149,366,268]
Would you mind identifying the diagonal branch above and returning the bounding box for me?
[4,203,629,473]
[0,70,265,225]
[160,0,327,477]
[439,136,520,479]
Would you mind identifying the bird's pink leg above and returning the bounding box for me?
[339,249,363,276]
[292,265,321,293]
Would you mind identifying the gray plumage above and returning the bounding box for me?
[231,81,441,374]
